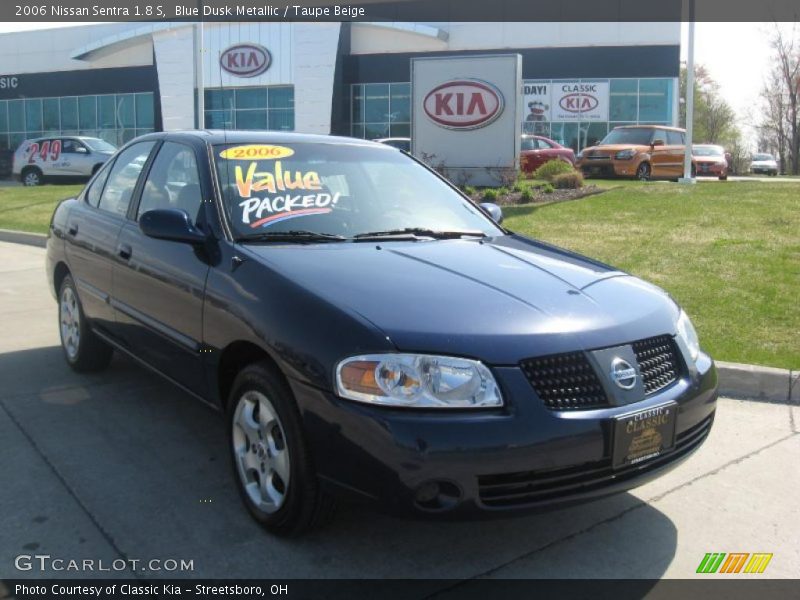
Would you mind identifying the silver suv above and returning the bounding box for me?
[13,136,116,186]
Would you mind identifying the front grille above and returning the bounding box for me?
[519,351,609,411]
[632,335,681,395]
[477,414,714,508]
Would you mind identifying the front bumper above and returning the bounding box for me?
[577,159,637,178]
[291,353,718,518]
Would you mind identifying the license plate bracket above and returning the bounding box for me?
[612,402,677,469]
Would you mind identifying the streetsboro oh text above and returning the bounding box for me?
[15,584,284,597]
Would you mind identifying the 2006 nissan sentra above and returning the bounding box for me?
[46,131,718,535]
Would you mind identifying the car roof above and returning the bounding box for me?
[137,130,388,148]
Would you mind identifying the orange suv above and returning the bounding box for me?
[577,125,687,180]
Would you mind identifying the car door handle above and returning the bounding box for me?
[67,224,78,236]
[117,243,132,260]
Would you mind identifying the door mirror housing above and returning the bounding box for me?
[139,209,205,244]
[479,202,504,225]
[651,138,665,147]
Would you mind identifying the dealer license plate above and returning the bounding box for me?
[612,403,677,469]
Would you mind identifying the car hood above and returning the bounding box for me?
[243,235,679,365]
[582,144,646,155]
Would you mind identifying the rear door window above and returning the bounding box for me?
[666,130,684,146]
[97,142,156,217]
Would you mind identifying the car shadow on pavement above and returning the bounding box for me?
[0,347,677,581]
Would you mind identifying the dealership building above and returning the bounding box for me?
[0,21,680,153]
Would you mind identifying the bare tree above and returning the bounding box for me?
[759,25,800,174]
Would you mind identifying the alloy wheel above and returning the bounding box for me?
[24,171,41,186]
[232,390,291,514]
[60,286,81,360]
[637,163,651,181]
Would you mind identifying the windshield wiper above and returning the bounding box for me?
[237,230,347,243]
[353,228,488,241]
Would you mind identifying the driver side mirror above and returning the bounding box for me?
[139,208,205,244]
[480,202,504,225]
[651,139,665,147]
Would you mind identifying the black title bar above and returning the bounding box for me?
[3,0,800,23]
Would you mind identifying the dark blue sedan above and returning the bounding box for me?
[46,131,717,535]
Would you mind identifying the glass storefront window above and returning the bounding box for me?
[135,93,154,129]
[610,79,638,122]
[351,82,411,139]
[43,98,60,132]
[79,96,97,130]
[60,97,78,131]
[116,94,135,129]
[98,95,116,129]
[364,84,390,124]
[25,99,42,131]
[204,86,295,132]
[639,79,672,123]
[236,88,267,109]
[0,101,7,132]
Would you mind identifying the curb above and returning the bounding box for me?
[0,228,47,248]
[0,234,796,404]
[716,361,797,404]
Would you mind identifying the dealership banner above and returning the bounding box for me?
[2,0,799,22]
[523,81,609,124]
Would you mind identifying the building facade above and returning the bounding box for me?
[0,21,680,154]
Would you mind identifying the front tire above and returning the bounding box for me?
[227,362,334,536]
[58,275,113,372]
[21,166,43,186]
[636,162,651,181]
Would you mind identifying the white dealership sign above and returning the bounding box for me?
[523,81,609,123]
[412,55,522,187]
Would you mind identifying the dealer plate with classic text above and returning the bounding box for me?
[612,402,677,469]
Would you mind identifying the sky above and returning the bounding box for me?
[0,21,793,142]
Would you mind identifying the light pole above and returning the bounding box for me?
[680,1,696,184]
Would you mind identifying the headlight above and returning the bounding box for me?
[335,353,503,408]
[615,149,637,160]
[676,310,700,362]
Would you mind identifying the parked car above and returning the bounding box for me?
[520,135,576,173]
[577,125,687,180]
[375,137,411,152]
[46,131,717,535]
[692,144,728,180]
[749,153,779,176]
[13,136,117,186]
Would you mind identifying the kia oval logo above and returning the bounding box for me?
[220,44,271,78]
[423,79,504,130]
[610,357,637,390]
[559,93,599,113]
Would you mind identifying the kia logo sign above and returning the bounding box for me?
[559,93,599,113]
[220,44,271,78]
[423,79,504,130]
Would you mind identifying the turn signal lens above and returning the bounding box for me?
[676,310,701,362]
[335,354,503,408]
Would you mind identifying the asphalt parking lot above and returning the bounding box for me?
[0,240,798,582]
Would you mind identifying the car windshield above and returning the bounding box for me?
[83,138,117,152]
[213,142,502,240]
[753,153,774,161]
[693,145,724,156]
[598,128,654,146]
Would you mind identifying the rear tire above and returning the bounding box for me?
[21,166,43,186]
[227,362,334,536]
[58,275,113,372]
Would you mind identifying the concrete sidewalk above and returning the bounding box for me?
[0,241,798,582]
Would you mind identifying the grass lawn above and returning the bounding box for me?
[0,184,83,234]
[1,180,797,369]
[504,180,800,370]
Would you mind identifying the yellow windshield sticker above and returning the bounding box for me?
[219,145,295,160]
